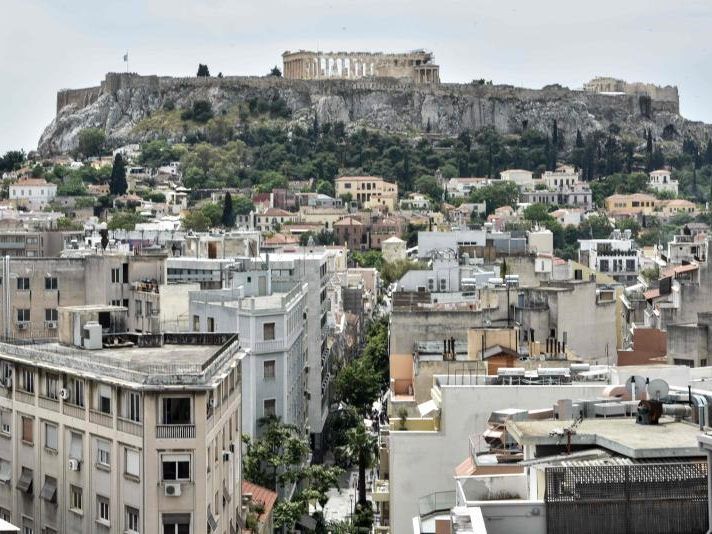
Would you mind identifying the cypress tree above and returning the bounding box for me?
[109,154,127,196]
[222,192,235,227]
[575,129,584,148]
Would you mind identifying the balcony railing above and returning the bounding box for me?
[38,395,59,412]
[156,424,195,439]
[418,491,456,518]
[118,417,143,437]
[89,409,114,428]
[14,390,35,406]
[62,402,86,420]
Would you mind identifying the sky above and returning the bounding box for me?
[2,0,712,153]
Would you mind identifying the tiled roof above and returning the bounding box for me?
[242,481,278,526]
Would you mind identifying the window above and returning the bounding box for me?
[0,411,9,435]
[16,309,30,322]
[626,259,635,272]
[98,384,111,414]
[263,399,276,418]
[44,277,57,290]
[45,374,58,400]
[192,315,200,332]
[125,391,141,422]
[135,300,142,317]
[70,485,82,512]
[17,277,29,291]
[45,309,58,322]
[97,495,110,524]
[599,259,609,272]
[162,454,190,481]
[21,368,34,393]
[69,378,84,407]
[111,268,121,284]
[21,416,33,444]
[44,422,57,451]
[0,508,9,521]
[0,459,10,483]
[162,397,191,425]
[22,518,32,534]
[263,322,275,341]
[69,432,83,461]
[40,475,57,503]
[263,360,275,380]
[126,506,139,532]
[125,448,140,478]
[207,317,215,332]
[145,301,153,317]
[97,439,110,467]
[162,513,190,534]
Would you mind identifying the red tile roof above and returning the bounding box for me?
[242,481,277,525]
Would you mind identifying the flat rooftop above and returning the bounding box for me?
[0,334,241,389]
[507,417,705,458]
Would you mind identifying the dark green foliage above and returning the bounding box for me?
[109,154,128,195]
[469,181,519,215]
[221,192,235,227]
[232,195,254,215]
[77,128,105,157]
[0,150,25,172]
[197,63,210,77]
[181,100,214,123]
[269,66,282,77]
[139,140,182,167]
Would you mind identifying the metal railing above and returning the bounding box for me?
[38,395,59,412]
[62,402,86,419]
[14,390,35,406]
[156,424,195,439]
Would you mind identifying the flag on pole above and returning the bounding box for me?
[123,53,128,62]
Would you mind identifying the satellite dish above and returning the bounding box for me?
[625,375,646,397]
[647,378,670,400]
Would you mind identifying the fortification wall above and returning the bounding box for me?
[56,86,102,113]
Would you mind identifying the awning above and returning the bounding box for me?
[417,399,438,417]
[40,476,57,503]
[223,482,232,502]
[207,508,218,531]
[16,467,32,494]
[0,518,19,531]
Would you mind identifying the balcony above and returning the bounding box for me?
[62,402,86,420]
[14,390,35,406]
[156,424,195,439]
[373,479,390,503]
[118,417,143,437]
[89,409,114,429]
[38,395,59,412]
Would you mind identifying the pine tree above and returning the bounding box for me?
[197,64,210,77]
[109,154,127,196]
[646,129,653,154]
[222,192,235,227]
[575,129,584,148]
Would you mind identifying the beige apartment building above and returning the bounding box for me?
[0,305,245,534]
[335,176,398,211]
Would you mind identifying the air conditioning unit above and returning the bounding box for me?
[67,458,80,471]
[3,377,11,389]
[16,323,28,330]
[209,398,218,408]
[59,388,69,400]
[1,423,9,434]
[164,482,182,497]
[46,321,57,329]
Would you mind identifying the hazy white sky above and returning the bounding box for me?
[2,0,712,153]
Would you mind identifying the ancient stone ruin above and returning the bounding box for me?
[282,49,440,84]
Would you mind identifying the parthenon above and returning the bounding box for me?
[282,49,440,84]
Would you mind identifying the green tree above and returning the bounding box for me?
[469,181,519,215]
[0,150,26,172]
[55,217,83,230]
[316,180,335,197]
[414,174,442,200]
[57,175,88,196]
[181,100,214,123]
[77,128,105,157]
[233,195,254,215]
[197,63,210,77]
[107,211,145,230]
[109,154,128,196]
[339,425,377,505]
[221,192,235,227]
[181,210,211,232]
[199,202,222,227]
[335,358,381,417]
[523,203,554,224]
[269,66,282,77]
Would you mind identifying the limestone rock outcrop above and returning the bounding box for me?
[38,73,712,155]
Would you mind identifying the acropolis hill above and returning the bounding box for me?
[38,51,709,155]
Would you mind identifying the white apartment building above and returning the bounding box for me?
[445,178,491,199]
[499,169,534,189]
[0,305,245,534]
[9,179,57,211]
[188,282,308,438]
[579,230,641,285]
[542,166,580,189]
[649,169,678,195]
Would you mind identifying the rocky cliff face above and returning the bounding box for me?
[38,73,712,155]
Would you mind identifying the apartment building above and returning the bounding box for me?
[264,251,333,448]
[604,193,658,216]
[0,231,83,258]
[578,230,641,285]
[335,176,398,211]
[499,169,534,189]
[188,282,308,438]
[0,306,245,534]
[8,179,57,211]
